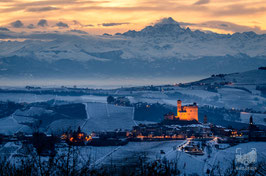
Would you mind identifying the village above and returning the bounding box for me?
[1,100,265,157]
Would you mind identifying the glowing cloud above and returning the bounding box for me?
[0,0,265,34]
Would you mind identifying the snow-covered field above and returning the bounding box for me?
[48,102,135,134]
[72,140,184,168]
[68,140,266,175]
[0,100,135,135]
[240,112,266,126]
[176,88,219,100]
[166,141,266,175]
[81,102,136,133]
[0,67,265,136]
[1,140,265,176]
[14,107,53,117]
[0,115,32,135]
[0,93,107,104]
[218,88,266,111]
[1,140,185,168]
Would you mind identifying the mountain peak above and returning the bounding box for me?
[154,17,180,26]
[119,17,186,37]
[135,17,184,37]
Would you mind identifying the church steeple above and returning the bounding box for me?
[249,116,253,125]
[177,100,182,117]
[204,115,208,124]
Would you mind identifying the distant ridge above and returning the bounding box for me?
[0,17,266,79]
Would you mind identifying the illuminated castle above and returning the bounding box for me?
[164,100,198,121]
[176,100,198,121]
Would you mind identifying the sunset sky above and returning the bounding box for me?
[0,0,266,35]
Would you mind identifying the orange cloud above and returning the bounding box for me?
[0,0,265,34]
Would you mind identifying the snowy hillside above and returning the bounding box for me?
[47,102,136,134]
[0,101,135,135]
[196,68,266,85]
[0,17,266,78]
[240,112,266,126]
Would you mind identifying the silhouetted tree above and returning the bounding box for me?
[107,95,115,104]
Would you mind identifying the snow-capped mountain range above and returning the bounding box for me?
[0,17,266,78]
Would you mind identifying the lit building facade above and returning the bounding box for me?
[176,100,198,121]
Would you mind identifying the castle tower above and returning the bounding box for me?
[177,100,182,117]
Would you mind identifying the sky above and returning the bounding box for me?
[0,0,266,35]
